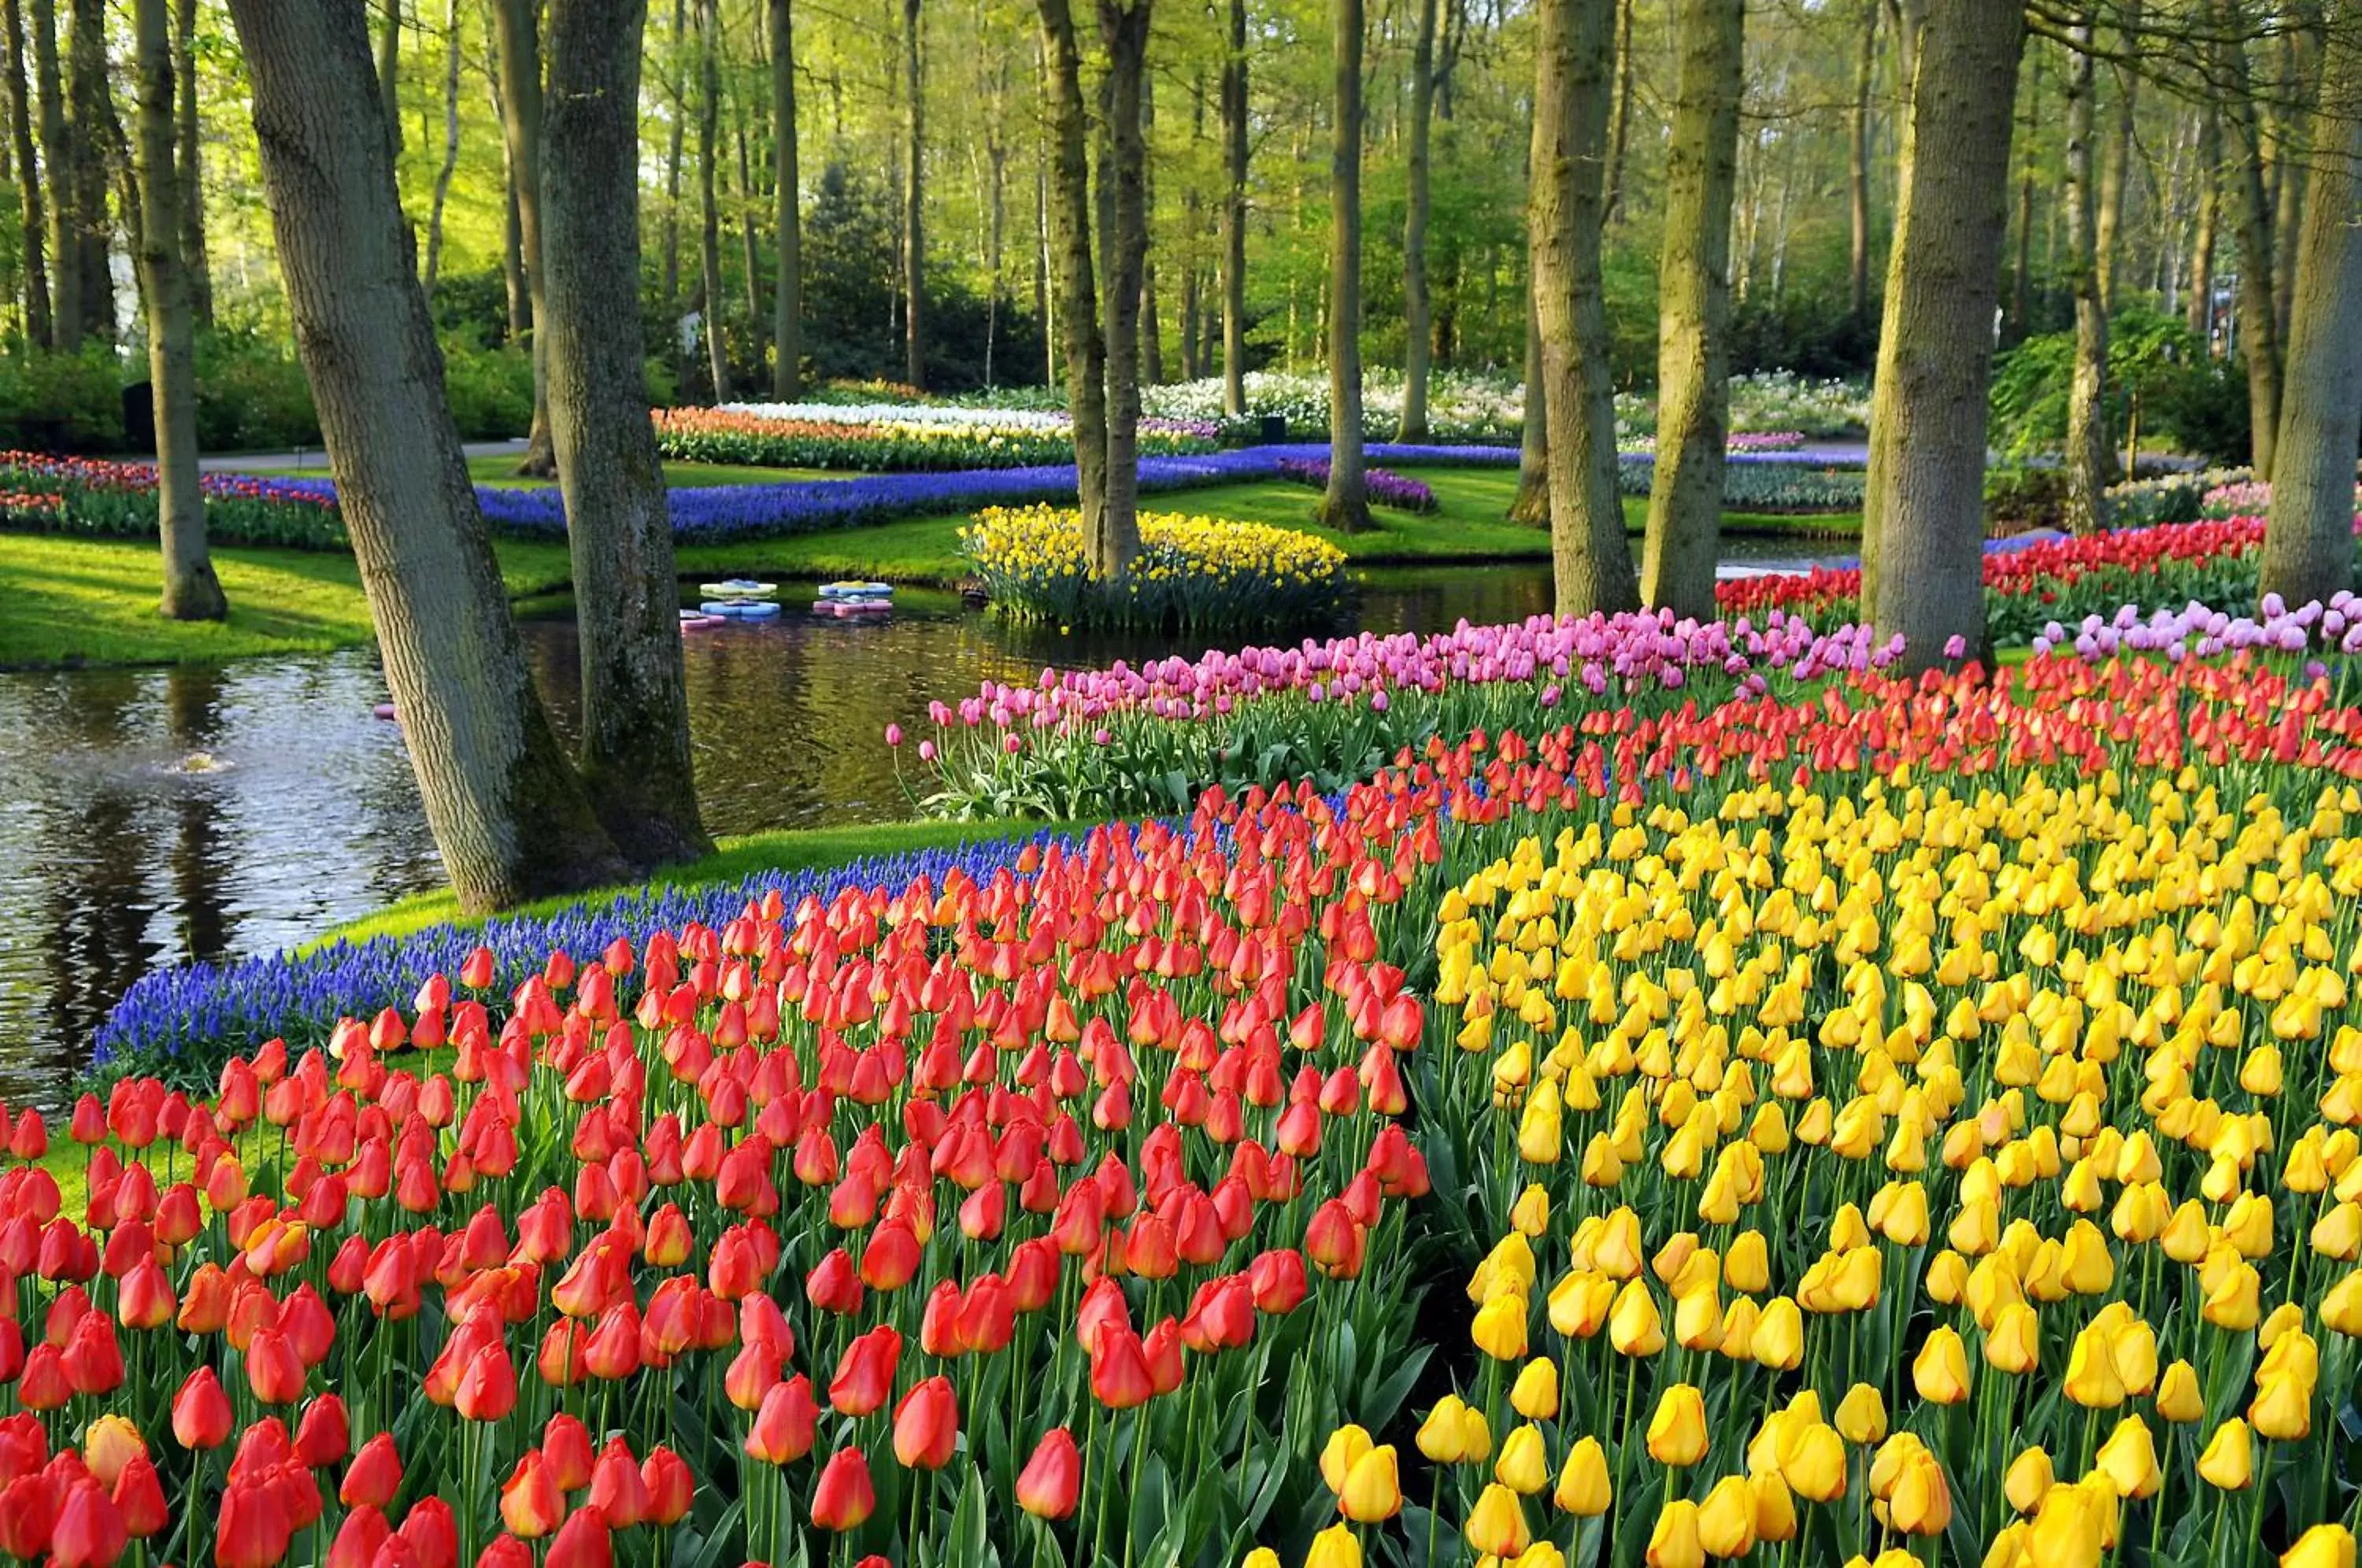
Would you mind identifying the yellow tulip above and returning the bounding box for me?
[1646,1500,1705,1568]
[1834,1383,1888,1445]
[2156,1359,2205,1423]
[1750,1297,1804,1370]
[1510,1358,1560,1419]
[2094,1415,2160,1500]
[1779,1422,1848,1503]
[1464,1483,1531,1559]
[1912,1326,1971,1404]
[2251,1370,2314,1440]
[2002,1447,2053,1515]
[2197,1418,2253,1490]
[1514,1545,1568,1568]
[1473,1294,1530,1362]
[2282,1525,2357,1568]
[1647,1384,1710,1467]
[1725,1231,1770,1294]
[1340,1445,1402,1523]
[1495,1424,1549,1495]
[1984,1302,2042,1374]
[1242,1551,1282,1568]
[1416,1397,1472,1464]
[1696,1475,1757,1559]
[1509,1184,1550,1237]
[2027,1484,2107,1568]
[2064,1322,2127,1408]
[1320,1426,1373,1496]
[1460,1402,1494,1463]
[1304,1522,1363,1568]
[1889,1451,1952,1536]
[1609,1281,1667,1357]
[1553,1436,1611,1516]
[2204,1261,2263,1330]
[1750,1470,1797,1544]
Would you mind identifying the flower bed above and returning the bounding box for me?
[56,642,2362,1568]
[959,504,1350,632]
[0,452,346,549]
[1618,456,1866,513]
[1273,457,1438,513]
[655,405,1220,472]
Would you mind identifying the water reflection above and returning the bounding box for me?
[0,555,1849,1100]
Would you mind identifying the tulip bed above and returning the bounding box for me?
[0,453,347,550]
[1275,460,1439,515]
[654,406,1221,473]
[39,638,2362,1568]
[959,505,1352,634]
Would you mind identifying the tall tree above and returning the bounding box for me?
[902,0,925,387]
[542,0,712,866]
[2216,0,2282,477]
[1860,0,2023,669]
[1099,0,1153,552]
[422,0,465,299]
[2186,100,2219,338]
[1317,0,1369,533]
[379,0,402,150]
[696,0,725,397]
[770,0,801,397]
[2062,17,2109,533]
[660,0,687,320]
[30,0,69,350]
[173,0,209,324]
[133,0,222,621]
[1531,0,1635,614]
[1035,0,1124,572]
[1601,0,1633,222]
[2260,6,2362,612]
[1641,0,1743,620]
[1396,0,1438,439]
[1218,0,1247,419]
[1508,279,1547,524]
[2,0,47,347]
[2094,1,2139,311]
[65,0,112,343]
[1847,0,1875,323]
[487,0,554,473]
[224,0,626,912]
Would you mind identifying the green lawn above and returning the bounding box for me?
[2,462,1858,669]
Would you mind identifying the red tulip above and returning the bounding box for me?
[50,1477,126,1568]
[295,1394,351,1469]
[857,1216,921,1292]
[809,1448,876,1533]
[891,1375,959,1470]
[546,1507,612,1568]
[398,1496,458,1568]
[0,1471,57,1559]
[588,1440,650,1529]
[217,1480,295,1568]
[1016,1427,1082,1520]
[1249,1248,1309,1313]
[327,1506,391,1568]
[639,1448,693,1526]
[246,1328,305,1405]
[473,1537,534,1568]
[745,1375,817,1465]
[1303,1200,1365,1279]
[172,1366,234,1449]
[498,1452,563,1540]
[542,1415,594,1492]
[110,1456,166,1540]
[341,1433,404,1510]
[828,1324,900,1416]
[1143,1317,1187,1395]
[455,1341,518,1422]
[1089,1325,1155,1409]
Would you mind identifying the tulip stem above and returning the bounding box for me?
[1423,1462,1441,1568]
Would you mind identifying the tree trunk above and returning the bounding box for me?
[1397,0,1437,439]
[696,0,724,398]
[378,0,402,154]
[1601,0,1633,224]
[30,0,68,350]
[1849,0,1876,323]
[488,0,554,474]
[2216,0,2282,479]
[2062,16,2109,533]
[134,0,221,622]
[661,0,687,321]
[1098,0,1151,555]
[1137,67,1162,386]
[422,0,464,300]
[1219,0,1247,419]
[66,0,112,345]
[1860,0,2023,670]
[902,0,925,388]
[224,0,625,912]
[1509,276,1548,524]
[770,0,799,398]
[731,83,765,375]
[1531,0,1636,613]
[1318,0,1369,533]
[2,0,47,347]
[1035,0,1121,568]
[2269,26,2314,349]
[2186,101,2219,339]
[2093,2,2138,313]
[1642,0,1742,621]
[543,0,711,867]
[172,0,207,325]
[2260,8,2362,612]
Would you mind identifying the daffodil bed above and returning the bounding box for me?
[960,504,1353,631]
[39,619,2362,1568]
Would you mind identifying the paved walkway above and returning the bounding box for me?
[199,438,528,475]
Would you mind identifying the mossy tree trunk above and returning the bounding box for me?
[174,0,208,324]
[771,0,801,398]
[2186,100,2219,338]
[902,0,925,389]
[1396,0,1437,441]
[2094,1,2138,312]
[696,0,725,399]
[1641,0,1742,621]
[225,0,627,912]
[1509,281,1548,525]
[1219,0,1247,420]
[2260,6,2362,612]
[2216,0,2282,479]
[1530,0,1635,615]
[544,0,711,867]
[2062,14,2110,533]
[1317,0,1370,534]
[1098,0,1152,559]
[1860,0,2023,671]
[488,0,556,475]
[133,0,222,622]
[2,0,48,348]
[31,0,70,351]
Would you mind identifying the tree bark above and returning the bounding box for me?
[134,0,221,621]
[2093,1,2138,313]
[902,0,925,388]
[1849,0,1876,323]
[2260,6,2362,612]
[30,0,69,350]
[543,0,711,866]
[1098,0,1151,557]
[730,82,765,375]
[173,0,209,325]
[1531,0,1635,613]
[696,0,724,398]
[1397,0,1438,439]
[2269,24,2314,348]
[1137,67,1162,386]
[66,0,112,345]
[488,0,554,473]
[422,0,464,300]
[661,0,687,322]
[224,0,625,912]
[2,0,46,346]
[1642,0,1742,621]
[1219,0,1247,419]
[1860,0,2023,671]
[1035,0,1123,570]
[379,0,402,155]
[1601,0,1633,224]
[2186,100,2219,338]
[1509,275,1548,524]
[770,0,799,398]
[2216,0,2282,479]
[2063,16,2110,532]
[1318,0,1369,533]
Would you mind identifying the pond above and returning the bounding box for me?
[0,548,1847,1103]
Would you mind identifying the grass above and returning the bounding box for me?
[309,814,1067,948]
[1,463,1859,668]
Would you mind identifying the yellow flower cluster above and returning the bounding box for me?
[1412,770,2362,1568]
[961,505,1349,630]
